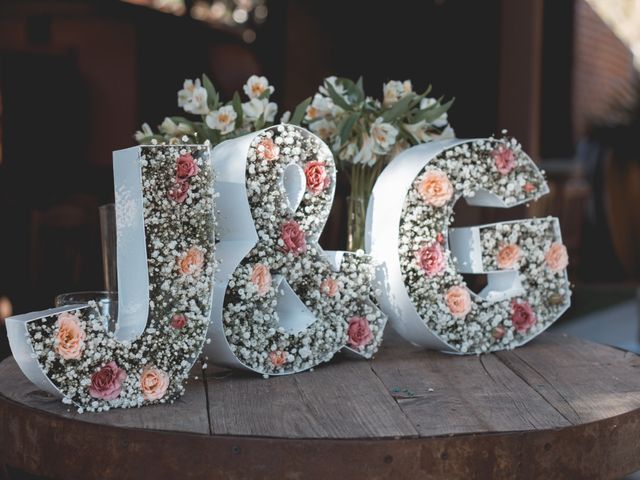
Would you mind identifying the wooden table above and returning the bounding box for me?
[1,332,639,480]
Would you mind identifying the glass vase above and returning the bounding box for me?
[347,194,367,252]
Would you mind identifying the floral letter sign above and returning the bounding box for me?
[366,137,570,353]
[6,144,216,411]
[205,124,387,375]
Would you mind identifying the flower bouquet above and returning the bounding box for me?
[135,74,286,145]
[296,77,455,250]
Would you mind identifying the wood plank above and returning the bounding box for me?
[206,356,418,439]
[371,332,571,436]
[0,357,210,435]
[496,333,640,424]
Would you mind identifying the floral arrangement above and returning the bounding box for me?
[298,77,454,250]
[24,144,216,411]
[398,137,571,353]
[135,75,287,146]
[216,125,386,374]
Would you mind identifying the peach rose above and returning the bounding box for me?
[445,285,472,318]
[269,351,287,367]
[493,145,516,175]
[251,263,272,296]
[140,366,170,401]
[281,220,306,255]
[304,161,330,195]
[347,316,373,348]
[257,137,280,161]
[511,300,536,333]
[523,182,536,193]
[176,153,199,180]
[545,243,568,272]
[55,311,85,360]
[320,278,339,297]
[492,325,506,340]
[417,169,454,207]
[167,180,190,203]
[416,242,446,277]
[89,361,127,400]
[496,244,522,269]
[179,246,205,276]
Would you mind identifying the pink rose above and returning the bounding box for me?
[256,137,280,161]
[496,243,522,269]
[251,263,272,296]
[140,366,170,401]
[281,220,306,255]
[493,145,516,175]
[524,182,536,193]
[304,161,330,195]
[179,246,205,276]
[511,300,536,333]
[170,314,187,329]
[175,153,199,180]
[89,361,127,400]
[55,311,85,360]
[445,285,472,318]
[416,242,446,277]
[545,243,568,272]
[320,278,339,297]
[168,180,190,203]
[492,325,506,340]
[417,169,454,207]
[347,316,373,348]
[269,351,287,367]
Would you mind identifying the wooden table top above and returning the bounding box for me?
[1,332,639,479]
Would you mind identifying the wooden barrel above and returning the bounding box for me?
[1,332,639,479]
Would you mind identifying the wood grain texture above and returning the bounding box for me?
[1,332,640,480]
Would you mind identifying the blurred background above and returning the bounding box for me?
[0,0,639,359]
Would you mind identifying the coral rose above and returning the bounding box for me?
[347,316,373,348]
[179,246,205,276]
[55,311,85,360]
[417,169,454,207]
[251,263,272,296]
[256,137,280,161]
[511,300,537,333]
[89,361,127,400]
[281,220,306,255]
[416,242,446,277]
[304,161,330,195]
[545,243,568,272]
[496,244,522,269]
[320,278,340,297]
[269,351,287,367]
[445,286,472,318]
[140,366,170,401]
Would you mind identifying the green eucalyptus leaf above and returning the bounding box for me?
[290,97,312,125]
[339,112,360,144]
[232,92,244,128]
[255,113,265,130]
[202,74,220,110]
[325,80,352,111]
[381,94,414,122]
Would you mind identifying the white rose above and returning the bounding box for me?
[242,98,277,123]
[370,117,399,154]
[243,75,274,99]
[205,105,237,134]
